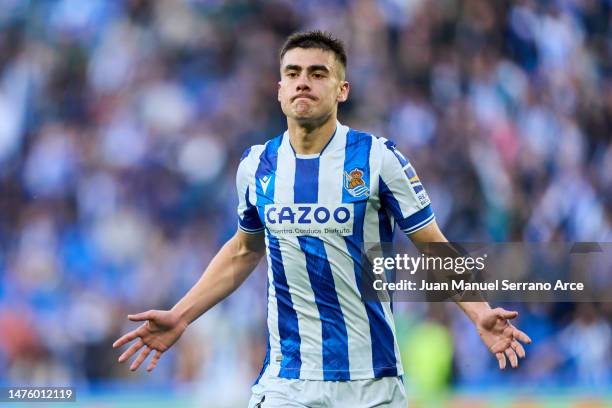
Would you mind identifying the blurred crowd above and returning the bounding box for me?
[0,0,610,404]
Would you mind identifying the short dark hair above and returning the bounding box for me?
[279,31,347,71]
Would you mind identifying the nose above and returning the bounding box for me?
[296,83,310,92]
[296,72,311,92]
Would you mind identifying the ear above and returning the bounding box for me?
[277,81,282,102]
[337,81,350,103]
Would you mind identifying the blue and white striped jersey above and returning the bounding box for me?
[236,122,434,381]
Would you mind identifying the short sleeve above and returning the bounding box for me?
[236,147,265,234]
[379,139,435,235]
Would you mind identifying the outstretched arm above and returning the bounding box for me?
[112,229,266,371]
[408,221,532,370]
[171,229,266,325]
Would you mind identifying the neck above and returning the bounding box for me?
[287,112,337,155]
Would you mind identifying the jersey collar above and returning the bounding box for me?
[282,121,348,158]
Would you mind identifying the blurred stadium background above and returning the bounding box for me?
[0,0,610,407]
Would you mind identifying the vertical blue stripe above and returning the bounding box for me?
[379,177,404,223]
[378,207,395,312]
[343,130,398,378]
[256,136,302,379]
[298,237,350,380]
[294,157,350,380]
[294,158,319,203]
[378,208,394,243]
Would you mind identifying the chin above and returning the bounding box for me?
[292,111,316,121]
[295,111,314,119]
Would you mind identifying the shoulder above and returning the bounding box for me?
[237,144,264,182]
[345,127,399,157]
[240,133,284,163]
[239,136,279,165]
[371,134,398,153]
[343,127,382,159]
[344,126,394,146]
[237,133,285,179]
[239,144,265,163]
[345,127,375,144]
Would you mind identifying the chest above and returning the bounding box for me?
[252,159,380,237]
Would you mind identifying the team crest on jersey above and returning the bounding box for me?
[344,168,369,198]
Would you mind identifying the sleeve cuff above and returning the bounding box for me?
[398,205,435,234]
[238,221,265,234]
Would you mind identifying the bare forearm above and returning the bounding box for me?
[171,232,264,325]
[409,221,491,322]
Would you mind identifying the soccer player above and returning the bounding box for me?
[113,31,531,407]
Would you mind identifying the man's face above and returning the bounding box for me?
[278,48,349,126]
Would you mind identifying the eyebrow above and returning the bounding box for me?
[283,64,331,74]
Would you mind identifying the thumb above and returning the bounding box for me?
[497,309,518,320]
[128,310,157,322]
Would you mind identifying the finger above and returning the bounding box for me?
[118,339,144,363]
[505,348,519,368]
[128,310,157,322]
[512,340,526,359]
[513,328,532,344]
[496,352,506,370]
[113,330,140,349]
[496,308,518,320]
[146,350,163,372]
[130,346,152,371]
[490,338,512,354]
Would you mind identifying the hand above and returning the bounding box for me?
[112,309,188,372]
[475,307,532,370]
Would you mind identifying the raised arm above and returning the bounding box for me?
[112,229,266,372]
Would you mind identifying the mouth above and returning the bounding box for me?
[292,94,316,102]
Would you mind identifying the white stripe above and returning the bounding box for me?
[319,128,375,377]
[274,133,293,205]
[274,137,324,379]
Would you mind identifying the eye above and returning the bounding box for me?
[312,72,324,79]
[287,72,298,78]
